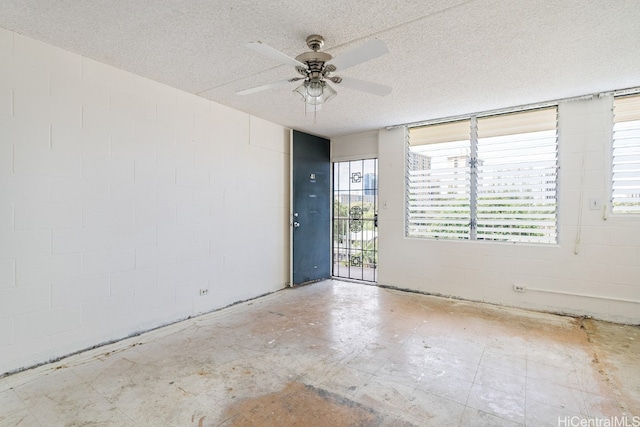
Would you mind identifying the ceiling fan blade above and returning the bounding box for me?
[327,39,389,72]
[246,41,306,68]
[336,76,392,97]
[237,78,302,96]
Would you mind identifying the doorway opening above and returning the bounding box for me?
[332,159,378,282]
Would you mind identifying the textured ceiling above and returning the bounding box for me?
[1,0,639,138]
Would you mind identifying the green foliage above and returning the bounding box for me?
[333,198,378,267]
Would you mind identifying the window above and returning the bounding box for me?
[612,94,640,214]
[407,107,558,244]
[406,120,471,239]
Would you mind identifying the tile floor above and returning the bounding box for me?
[1,280,638,426]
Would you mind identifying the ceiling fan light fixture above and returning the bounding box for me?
[307,80,323,97]
[241,35,391,116]
[294,80,336,107]
[321,82,337,102]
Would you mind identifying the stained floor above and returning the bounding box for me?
[1,280,638,426]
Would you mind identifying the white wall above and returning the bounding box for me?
[377,96,640,324]
[0,28,290,375]
[331,131,378,162]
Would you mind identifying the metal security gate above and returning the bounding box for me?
[332,159,378,282]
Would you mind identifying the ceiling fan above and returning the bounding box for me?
[237,35,392,114]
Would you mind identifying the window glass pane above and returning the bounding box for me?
[612,94,640,214]
[407,121,471,239]
[406,107,559,244]
[476,107,558,243]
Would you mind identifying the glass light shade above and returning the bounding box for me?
[307,81,323,97]
[321,83,337,103]
[294,80,337,106]
[294,83,308,101]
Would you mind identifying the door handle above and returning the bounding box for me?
[293,221,300,228]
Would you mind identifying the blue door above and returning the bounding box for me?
[291,130,331,285]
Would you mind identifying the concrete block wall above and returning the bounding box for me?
[0,27,290,375]
[376,96,640,324]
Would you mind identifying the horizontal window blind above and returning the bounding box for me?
[476,107,558,243]
[612,94,640,214]
[407,107,558,244]
[407,120,471,239]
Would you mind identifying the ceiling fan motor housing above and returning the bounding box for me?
[295,35,335,83]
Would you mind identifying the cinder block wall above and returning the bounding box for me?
[0,28,290,375]
[375,97,640,324]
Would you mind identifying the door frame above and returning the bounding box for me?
[289,129,293,286]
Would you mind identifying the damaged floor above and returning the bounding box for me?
[1,280,638,426]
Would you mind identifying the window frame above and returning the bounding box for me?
[405,105,559,245]
[405,119,472,240]
[610,93,640,216]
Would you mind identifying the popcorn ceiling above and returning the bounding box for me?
[1,0,638,138]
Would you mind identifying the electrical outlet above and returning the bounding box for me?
[199,289,209,296]
[513,284,526,292]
